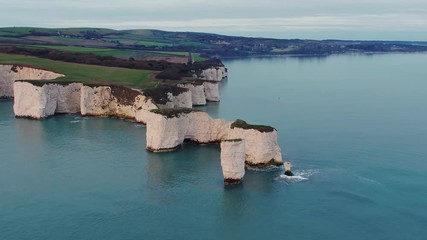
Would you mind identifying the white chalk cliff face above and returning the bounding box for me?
[203,82,220,102]
[177,83,206,106]
[13,81,82,119]
[199,67,228,81]
[13,81,158,120]
[228,127,283,166]
[144,110,283,167]
[81,86,157,119]
[144,110,230,152]
[0,65,64,98]
[221,140,246,181]
[156,90,192,109]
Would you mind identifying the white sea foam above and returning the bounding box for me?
[276,169,319,183]
[69,120,80,124]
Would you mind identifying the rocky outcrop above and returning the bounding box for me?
[143,86,192,109]
[144,110,283,168]
[228,120,283,167]
[13,81,158,120]
[81,85,157,119]
[176,81,221,104]
[13,81,82,119]
[203,82,220,102]
[177,83,206,106]
[221,139,246,185]
[199,67,228,81]
[159,90,192,109]
[144,109,230,152]
[0,65,64,98]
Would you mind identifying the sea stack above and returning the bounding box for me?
[228,119,283,167]
[221,139,246,185]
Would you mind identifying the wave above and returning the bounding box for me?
[275,169,319,183]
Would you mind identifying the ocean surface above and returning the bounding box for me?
[1,53,427,240]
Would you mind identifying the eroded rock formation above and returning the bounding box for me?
[80,85,157,119]
[144,110,283,169]
[142,86,192,109]
[13,81,158,120]
[8,64,284,186]
[177,82,206,106]
[144,109,230,152]
[13,81,82,119]
[228,120,283,167]
[199,67,228,81]
[221,139,246,184]
[203,81,220,102]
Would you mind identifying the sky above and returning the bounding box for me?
[1,0,427,41]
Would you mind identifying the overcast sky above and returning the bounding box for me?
[1,0,427,40]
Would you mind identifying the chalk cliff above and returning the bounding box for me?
[13,81,82,119]
[199,67,228,81]
[143,86,192,109]
[13,81,158,120]
[221,139,246,184]
[144,110,283,168]
[9,61,284,182]
[177,83,206,106]
[145,109,230,152]
[203,81,220,102]
[0,65,64,98]
[80,85,158,119]
[228,120,283,167]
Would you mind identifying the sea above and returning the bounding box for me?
[1,53,426,240]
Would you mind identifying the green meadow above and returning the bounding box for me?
[0,53,158,89]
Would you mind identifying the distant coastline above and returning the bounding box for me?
[1,27,426,60]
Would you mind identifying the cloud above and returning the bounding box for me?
[1,0,427,40]
[46,14,427,31]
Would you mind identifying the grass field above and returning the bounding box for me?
[21,45,206,62]
[136,40,173,47]
[0,53,158,88]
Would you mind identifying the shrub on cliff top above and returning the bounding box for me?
[143,86,188,104]
[110,85,141,106]
[223,138,243,142]
[151,108,200,118]
[15,80,77,87]
[231,119,275,133]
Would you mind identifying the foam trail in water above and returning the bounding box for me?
[69,120,80,124]
[276,169,319,183]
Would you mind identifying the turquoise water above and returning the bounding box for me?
[1,53,427,239]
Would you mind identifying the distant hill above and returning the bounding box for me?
[1,27,427,59]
